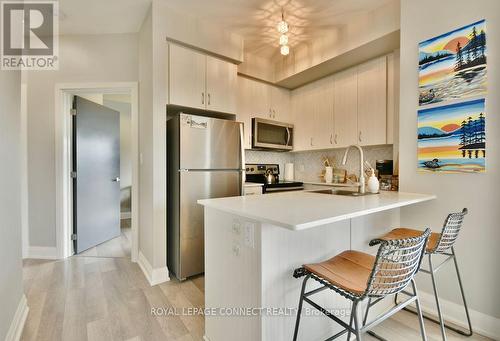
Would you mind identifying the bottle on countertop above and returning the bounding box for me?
[367,169,380,194]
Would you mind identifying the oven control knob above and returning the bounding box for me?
[246,168,249,171]
[251,168,254,171]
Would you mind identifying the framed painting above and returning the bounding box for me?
[419,20,486,106]
[418,98,485,173]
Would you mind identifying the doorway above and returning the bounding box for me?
[55,83,139,262]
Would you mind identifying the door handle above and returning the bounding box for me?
[202,92,205,105]
[208,93,211,105]
[334,134,338,144]
[286,127,291,146]
[112,177,121,182]
[330,134,333,144]
[359,131,362,142]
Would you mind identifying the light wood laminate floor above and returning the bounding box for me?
[21,256,491,341]
[76,219,132,258]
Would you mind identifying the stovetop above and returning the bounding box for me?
[245,163,303,190]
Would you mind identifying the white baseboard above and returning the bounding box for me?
[137,251,170,286]
[5,294,29,341]
[120,211,131,220]
[417,290,500,339]
[27,246,58,260]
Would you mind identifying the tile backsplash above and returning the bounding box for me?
[245,145,393,182]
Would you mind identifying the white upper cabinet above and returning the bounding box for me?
[169,44,206,110]
[291,83,315,151]
[236,76,293,149]
[333,67,358,148]
[168,43,237,114]
[357,56,387,146]
[206,55,237,113]
[312,76,335,149]
[270,86,291,122]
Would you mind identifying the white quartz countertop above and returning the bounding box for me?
[198,191,436,230]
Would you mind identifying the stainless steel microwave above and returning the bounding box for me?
[252,118,293,151]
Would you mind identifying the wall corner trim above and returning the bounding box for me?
[418,290,500,339]
[27,246,58,260]
[5,294,29,341]
[138,251,170,286]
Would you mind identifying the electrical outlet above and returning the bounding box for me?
[232,244,240,256]
[243,222,255,248]
[232,219,242,235]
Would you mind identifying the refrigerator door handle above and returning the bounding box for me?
[239,123,245,195]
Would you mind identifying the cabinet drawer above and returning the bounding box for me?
[244,186,263,196]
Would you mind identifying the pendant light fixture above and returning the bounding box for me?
[277,10,290,56]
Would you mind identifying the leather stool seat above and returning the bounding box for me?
[378,228,441,253]
[304,250,375,296]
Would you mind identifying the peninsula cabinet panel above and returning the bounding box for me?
[206,55,237,113]
[333,68,358,148]
[168,44,206,110]
[357,56,387,146]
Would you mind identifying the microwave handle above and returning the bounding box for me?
[286,127,291,146]
[239,123,246,195]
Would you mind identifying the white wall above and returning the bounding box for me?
[138,8,155,265]
[273,0,400,82]
[26,33,139,248]
[0,70,24,339]
[399,0,500,333]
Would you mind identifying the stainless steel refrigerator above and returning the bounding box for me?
[167,113,245,280]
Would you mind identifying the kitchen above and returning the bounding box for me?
[161,0,496,340]
[4,1,498,341]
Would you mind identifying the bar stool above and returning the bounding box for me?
[292,228,431,341]
[379,208,472,340]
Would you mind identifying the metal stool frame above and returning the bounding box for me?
[293,229,431,341]
[395,208,473,340]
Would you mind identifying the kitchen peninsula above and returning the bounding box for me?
[198,191,435,341]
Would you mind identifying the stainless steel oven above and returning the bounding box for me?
[252,118,293,151]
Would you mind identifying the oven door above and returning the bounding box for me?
[252,118,293,151]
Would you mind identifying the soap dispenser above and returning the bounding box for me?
[367,169,380,194]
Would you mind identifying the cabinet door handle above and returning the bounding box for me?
[310,137,313,146]
[202,92,205,105]
[330,134,333,144]
[208,93,211,105]
[269,108,272,118]
[334,134,338,144]
[359,131,362,142]
[273,109,276,119]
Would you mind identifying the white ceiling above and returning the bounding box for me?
[57,0,151,35]
[168,0,396,57]
[57,0,394,57]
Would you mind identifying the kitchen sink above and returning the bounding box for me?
[310,189,378,197]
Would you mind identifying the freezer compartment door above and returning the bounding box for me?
[179,170,242,279]
[180,114,243,170]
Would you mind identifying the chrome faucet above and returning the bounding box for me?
[342,145,365,194]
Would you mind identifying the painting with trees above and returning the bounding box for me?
[418,20,487,106]
[417,99,486,173]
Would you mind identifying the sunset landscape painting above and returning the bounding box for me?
[419,20,487,106]
[418,99,486,173]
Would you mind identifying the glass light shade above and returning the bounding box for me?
[280,45,290,56]
[277,20,288,34]
[279,34,288,46]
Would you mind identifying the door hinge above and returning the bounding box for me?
[71,171,77,179]
[71,233,77,241]
[70,109,77,116]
